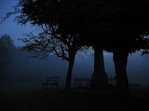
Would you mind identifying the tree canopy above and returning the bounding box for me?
[5,0,149,52]
[81,0,149,52]
[3,0,149,91]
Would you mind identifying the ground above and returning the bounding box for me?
[0,85,149,111]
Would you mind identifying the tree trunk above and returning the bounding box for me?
[91,46,108,89]
[113,50,130,95]
[65,52,76,91]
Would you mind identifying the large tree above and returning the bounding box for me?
[78,0,110,89]
[111,1,149,95]
[4,0,149,93]
[6,0,87,90]
[103,0,149,94]
[14,0,111,90]
[82,0,149,94]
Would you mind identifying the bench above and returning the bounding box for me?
[73,78,91,88]
[42,76,59,89]
[73,77,117,90]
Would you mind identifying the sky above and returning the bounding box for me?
[0,0,36,46]
[0,0,149,86]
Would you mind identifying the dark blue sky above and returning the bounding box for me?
[0,0,36,46]
[0,0,149,86]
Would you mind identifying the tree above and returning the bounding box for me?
[6,0,87,90]
[82,0,149,94]
[0,34,15,84]
[103,1,149,95]
[5,0,149,93]
[91,47,108,89]
[104,0,149,94]
[76,0,110,89]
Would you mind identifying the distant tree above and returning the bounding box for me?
[0,34,15,84]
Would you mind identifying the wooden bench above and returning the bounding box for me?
[42,76,59,89]
[73,78,91,88]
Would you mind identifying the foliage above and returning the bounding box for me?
[9,0,88,61]
[4,0,149,54]
[82,0,149,53]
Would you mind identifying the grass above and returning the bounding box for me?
[0,84,149,111]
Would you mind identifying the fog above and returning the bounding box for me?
[2,48,148,90]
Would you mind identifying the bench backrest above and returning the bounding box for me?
[47,76,59,84]
[74,78,91,87]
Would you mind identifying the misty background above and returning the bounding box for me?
[0,0,149,89]
[1,45,149,88]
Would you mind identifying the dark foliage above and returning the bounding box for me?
[3,0,149,92]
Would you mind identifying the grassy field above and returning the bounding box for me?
[0,85,149,111]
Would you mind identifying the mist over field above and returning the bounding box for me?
[1,49,148,90]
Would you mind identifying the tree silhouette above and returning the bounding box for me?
[102,0,149,94]
[113,1,149,93]
[14,0,109,90]
[0,34,15,84]
[3,0,149,93]
[6,0,88,90]
[73,0,110,89]
[91,47,108,89]
[82,0,149,93]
